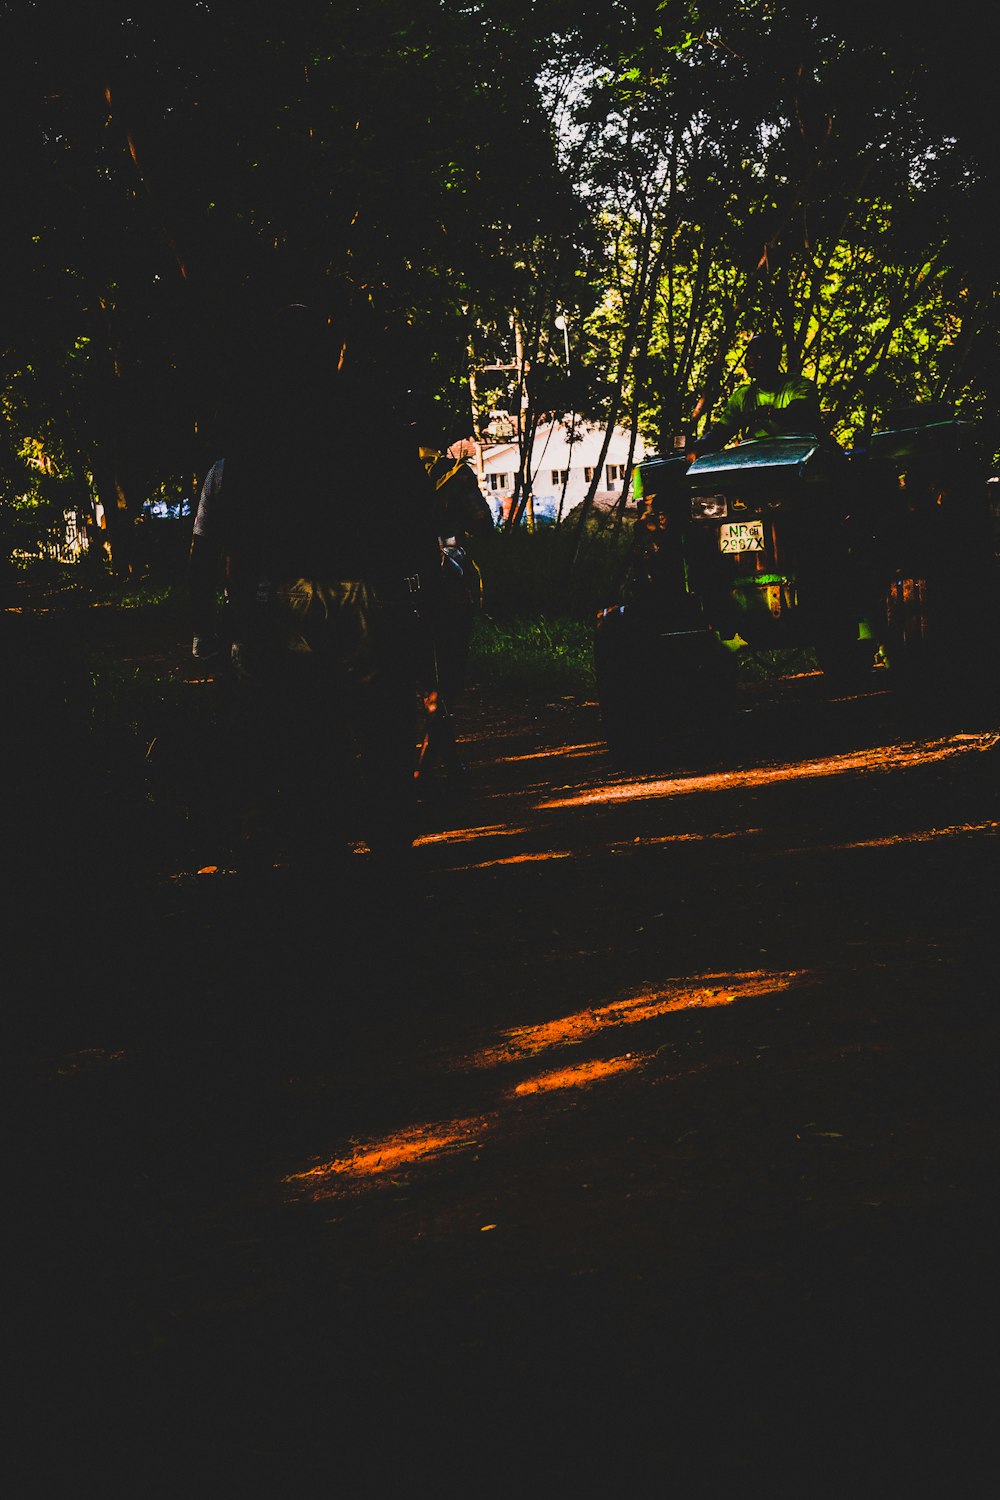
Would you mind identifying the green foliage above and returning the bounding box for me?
[473,526,632,621]
[2,0,997,575]
[466,614,820,698]
[565,3,999,461]
[104,579,186,610]
[733,645,818,681]
[468,614,596,695]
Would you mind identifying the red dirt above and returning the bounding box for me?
[11,642,1000,1494]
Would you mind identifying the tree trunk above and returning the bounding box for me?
[568,220,667,574]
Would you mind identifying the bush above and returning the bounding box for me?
[472,525,631,622]
[464,529,819,693]
[733,645,818,680]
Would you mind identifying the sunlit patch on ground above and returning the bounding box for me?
[610,829,763,848]
[536,734,998,811]
[512,1054,646,1095]
[496,742,605,764]
[465,970,807,1069]
[284,1058,649,1201]
[442,849,573,871]
[285,970,806,1200]
[829,821,998,850]
[414,823,530,846]
[285,1115,488,1196]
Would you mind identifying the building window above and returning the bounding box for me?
[606,464,626,486]
[551,469,569,485]
[489,472,512,492]
[584,466,595,482]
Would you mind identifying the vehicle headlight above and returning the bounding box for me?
[691,493,728,520]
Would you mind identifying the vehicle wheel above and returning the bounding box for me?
[595,648,651,764]
[816,636,877,693]
[596,612,737,768]
[878,577,932,685]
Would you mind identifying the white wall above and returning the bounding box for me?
[470,420,645,523]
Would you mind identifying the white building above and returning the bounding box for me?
[462,418,646,525]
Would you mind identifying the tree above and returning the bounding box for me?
[3,0,995,580]
[1,1,592,567]
[564,4,998,464]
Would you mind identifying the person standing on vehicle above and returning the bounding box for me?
[412,396,495,785]
[189,302,440,870]
[694,331,824,453]
[693,329,869,680]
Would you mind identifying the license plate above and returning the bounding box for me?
[719,519,765,553]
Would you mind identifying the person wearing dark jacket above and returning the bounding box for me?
[189,304,439,868]
[412,403,494,786]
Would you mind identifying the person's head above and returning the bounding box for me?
[743,331,783,382]
[406,388,449,448]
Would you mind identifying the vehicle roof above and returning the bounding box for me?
[688,437,822,479]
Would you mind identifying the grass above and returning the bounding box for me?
[733,645,819,680]
[465,528,822,691]
[468,615,596,696]
[467,615,819,697]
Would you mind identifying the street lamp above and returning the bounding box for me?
[554,313,570,372]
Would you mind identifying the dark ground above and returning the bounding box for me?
[8,604,1000,1496]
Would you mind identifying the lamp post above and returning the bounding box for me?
[554,313,571,372]
[553,315,576,526]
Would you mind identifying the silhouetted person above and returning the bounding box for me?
[189,303,439,871]
[412,398,494,787]
[695,331,824,453]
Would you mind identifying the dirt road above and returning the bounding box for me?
[13,664,999,1494]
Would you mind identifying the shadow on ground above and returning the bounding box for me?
[10,654,1000,1493]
